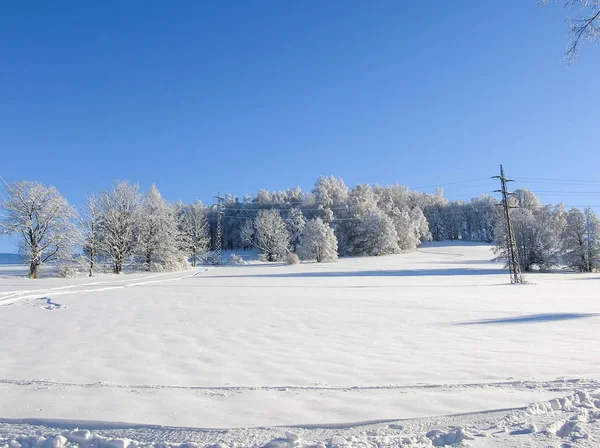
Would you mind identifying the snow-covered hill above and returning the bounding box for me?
[1,242,599,446]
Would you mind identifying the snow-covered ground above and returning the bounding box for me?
[1,242,599,447]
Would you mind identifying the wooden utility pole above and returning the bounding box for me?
[493,165,523,284]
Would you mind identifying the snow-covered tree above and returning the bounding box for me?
[0,181,78,278]
[562,207,600,272]
[286,207,306,252]
[180,200,210,266]
[392,207,430,251]
[348,211,399,256]
[464,195,499,242]
[79,193,101,276]
[338,184,389,255]
[494,190,565,272]
[254,189,272,204]
[542,0,600,63]
[298,217,338,262]
[562,208,589,272]
[313,175,348,223]
[585,208,600,271]
[243,209,290,261]
[314,175,348,207]
[135,184,187,271]
[97,181,141,274]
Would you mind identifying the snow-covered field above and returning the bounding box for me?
[1,242,599,447]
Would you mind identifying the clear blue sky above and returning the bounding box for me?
[1,1,599,252]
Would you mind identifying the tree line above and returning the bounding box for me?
[1,176,600,278]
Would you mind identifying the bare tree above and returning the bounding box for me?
[543,0,600,62]
[97,181,140,274]
[0,181,77,278]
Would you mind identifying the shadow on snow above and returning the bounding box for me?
[455,313,600,326]
[203,268,508,279]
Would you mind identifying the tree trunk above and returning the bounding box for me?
[29,260,40,279]
[89,258,94,277]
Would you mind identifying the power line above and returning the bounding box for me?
[408,177,493,190]
[515,177,600,184]
[518,191,600,195]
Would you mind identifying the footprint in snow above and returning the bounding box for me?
[37,297,66,310]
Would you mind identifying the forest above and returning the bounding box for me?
[1,175,599,278]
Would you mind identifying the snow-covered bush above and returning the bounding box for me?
[286,253,300,265]
[57,264,77,278]
[230,253,246,265]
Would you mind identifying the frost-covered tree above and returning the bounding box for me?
[0,181,78,278]
[464,195,500,242]
[494,191,565,271]
[348,211,399,256]
[542,0,600,63]
[298,217,338,262]
[286,207,306,252]
[372,185,430,250]
[585,207,600,271]
[97,181,141,274]
[79,193,101,276]
[423,194,499,243]
[313,175,348,207]
[584,208,600,269]
[313,175,348,223]
[243,209,290,261]
[562,208,589,272]
[254,189,272,204]
[135,184,187,271]
[180,200,210,266]
[562,207,600,272]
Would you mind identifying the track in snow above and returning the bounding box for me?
[0,268,211,307]
[1,388,599,447]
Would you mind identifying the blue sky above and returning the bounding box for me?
[1,1,599,252]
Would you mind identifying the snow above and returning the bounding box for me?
[1,242,600,446]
